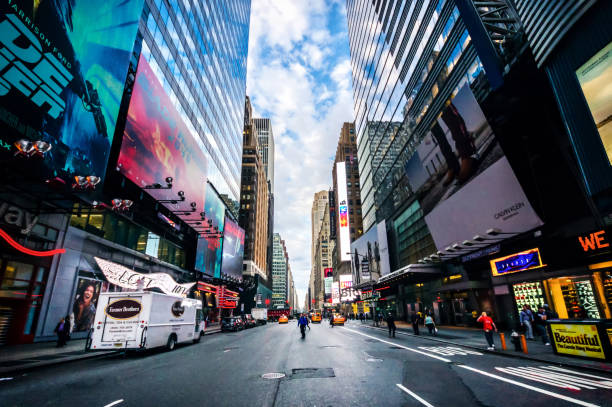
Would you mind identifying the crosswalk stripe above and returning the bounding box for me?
[495,367,583,390]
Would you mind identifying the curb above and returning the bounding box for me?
[358,324,612,375]
[1,329,224,377]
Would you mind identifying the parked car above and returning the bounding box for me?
[242,314,257,328]
[221,316,244,332]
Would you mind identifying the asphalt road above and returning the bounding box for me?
[2,320,612,407]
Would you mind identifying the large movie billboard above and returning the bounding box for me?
[0,0,144,182]
[336,162,351,262]
[221,216,245,281]
[195,185,226,278]
[118,55,208,220]
[404,85,542,251]
[350,220,390,283]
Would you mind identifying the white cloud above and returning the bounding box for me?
[247,0,353,307]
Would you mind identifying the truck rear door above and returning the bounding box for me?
[101,295,144,346]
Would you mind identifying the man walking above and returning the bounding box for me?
[520,305,535,340]
[535,306,550,345]
[477,311,497,350]
[410,312,420,335]
[298,314,309,339]
[386,313,396,338]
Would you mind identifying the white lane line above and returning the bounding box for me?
[458,365,600,407]
[341,327,452,362]
[396,384,435,407]
[540,366,612,382]
[103,399,124,407]
[342,327,602,407]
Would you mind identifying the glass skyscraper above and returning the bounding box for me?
[347,0,485,265]
[141,0,251,200]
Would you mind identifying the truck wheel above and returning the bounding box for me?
[193,331,203,343]
[166,335,177,351]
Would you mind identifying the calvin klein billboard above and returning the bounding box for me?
[404,85,542,251]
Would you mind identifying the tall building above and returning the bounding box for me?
[253,118,275,193]
[239,96,269,281]
[311,191,329,267]
[141,0,251,200]
[272,233,289,307]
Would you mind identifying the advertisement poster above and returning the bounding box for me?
[576,41,612,165]
[336,162,351,261]
[324,277,333,303]
[350,220,390,283]
[101,296,142,342]
[221,216,245,281]
[550,323,606,360]
[332,282,340,304]
[0,0,144,182]
[403,85,542,251]
[195,186,226,278]
[71,278,101,332]
[118,55,208,221]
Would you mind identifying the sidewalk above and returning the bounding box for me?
[0,325,222,376]
[358,320,612,373]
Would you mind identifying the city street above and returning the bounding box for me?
[2,321,611,407]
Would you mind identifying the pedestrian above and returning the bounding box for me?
[477,311,497,350]
[329,313,334,328]
[386,313,396,338]
[543,304,558,320]
[54,315,71,347]
[425,314,436,336]
[535,306,550,345]
[360,312,364,323]
[298,313,309,339]
[520,305,535,340]
[410,312,420,335]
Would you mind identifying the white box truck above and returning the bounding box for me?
[87,291,204,351]
[251,308,267,325]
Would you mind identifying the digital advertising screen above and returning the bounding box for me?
[0,0,144,183]
[118,55,208,222]
[195,185,226,278]
[221,216,245,281]
[403,85,543,251]
[350,220,390,283]
[336,162,351,262]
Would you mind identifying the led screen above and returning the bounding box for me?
[576,41,612,165]
[195,185,226,278]
[118,55,208,221]
[336,162,351,262]
[0,0,144,183]
[221,216,245,281]
[350,220,390,283]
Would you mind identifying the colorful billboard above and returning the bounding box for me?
[324,276,333,303]
[336,162,351,262]
[331,281,340,304]
[576,41,612,165]
[195,185,226,277]
[118,55,208,221]
[221,216,245,281]
[550,323,606,360]
[404,85,542,251]
[0,0,144,183]
[490,248,545,277]
[350,220,390,283]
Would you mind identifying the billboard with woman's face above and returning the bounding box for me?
[71,278,101,332]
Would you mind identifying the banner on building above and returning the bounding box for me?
[331,281,340,304]
[195,185,227,278]
[336,162,351,262]
[350,220,390,283]
[221,216,244,281]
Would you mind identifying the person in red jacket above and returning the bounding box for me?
[477,311,497,350]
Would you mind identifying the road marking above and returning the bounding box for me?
[396,384,435,407]
[418,346,483,356]
[342,327,602,407]
[103,400,124,407]
[458,365,600,407]
[494,366,612,390]
[342,327,452,362]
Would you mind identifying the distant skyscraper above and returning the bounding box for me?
[141,0,251,200]
[272,233,288,307]
[254,118,275,193]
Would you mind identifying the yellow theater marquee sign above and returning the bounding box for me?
[550,323,606,360]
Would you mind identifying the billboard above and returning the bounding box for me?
[404,85,542,251]
[71,278,101,332]
[576,41,612,165]
[118,55,208,222]
[350,220,390,283]
[221,216,245,281]
[0,1,144,183]
[490,248,545,277]
[324,276,333,303]
[195,185,226,278]
[336,162,351,262]
[331,281,340,304]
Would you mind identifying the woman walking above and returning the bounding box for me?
[477,311,497,350]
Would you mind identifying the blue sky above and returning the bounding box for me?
[246,0,354,309]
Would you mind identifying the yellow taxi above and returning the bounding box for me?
[311,313,322,323]
[332,314,346,326]
[278,315,289,324]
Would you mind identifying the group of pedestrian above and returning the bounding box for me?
[520,304,557,345]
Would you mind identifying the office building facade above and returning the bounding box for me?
[272,233,288,307]
[253,118,275,194]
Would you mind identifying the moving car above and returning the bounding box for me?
[278,315,289,324]
[221,316,244,332]
[311,312,322,323]
[332,314,346,326]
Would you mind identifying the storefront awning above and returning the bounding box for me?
[378,264,441,284]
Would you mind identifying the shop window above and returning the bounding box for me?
[1,261,34,298]
[70,213,88,229]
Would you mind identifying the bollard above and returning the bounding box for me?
[520,334,528,354]
[499,332,507,350]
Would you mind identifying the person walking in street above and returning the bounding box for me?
[298,314,309,339]
[477,311,497,350]
[329,313,334,328]
[425,314,436,336]
[535,306,551,345]
[386,312,396,338]
[520,305,535,340]
[410,312,420,335]
[360,312,365,323]
[54,315,71,347]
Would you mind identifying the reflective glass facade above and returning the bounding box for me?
[140,0,251,200]
[347,0,485,235]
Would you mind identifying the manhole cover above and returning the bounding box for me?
[290,368,335,379]
[262,373,285,379]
